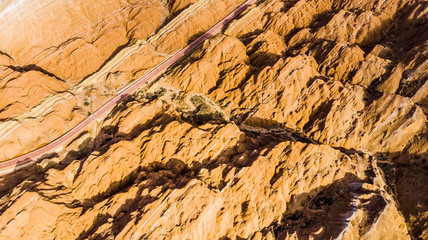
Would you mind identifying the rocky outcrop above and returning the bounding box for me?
[0,0,247,162]
[0,0,426,239]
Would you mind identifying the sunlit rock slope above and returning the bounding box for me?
[0,0,426,239]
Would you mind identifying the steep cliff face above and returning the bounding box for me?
[0,0,426,239]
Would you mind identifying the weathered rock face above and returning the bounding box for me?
[0,0,246,162]
[0,0,426,239]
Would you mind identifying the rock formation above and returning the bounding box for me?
[0,0,426,239]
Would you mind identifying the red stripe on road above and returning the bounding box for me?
[0,0,256,174]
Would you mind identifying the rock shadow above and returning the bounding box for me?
[262,173,386,240]
[73,111,308,238]
[376,150,428,239]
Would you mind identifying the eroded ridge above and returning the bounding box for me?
[0,0,426,239]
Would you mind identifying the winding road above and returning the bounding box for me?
[0,0,256,175]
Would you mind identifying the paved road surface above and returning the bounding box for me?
[0,0,256,175]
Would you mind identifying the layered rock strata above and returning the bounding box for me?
[0,0,426,239]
